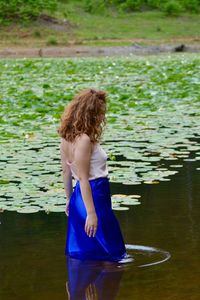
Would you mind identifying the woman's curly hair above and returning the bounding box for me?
[57,88,107,144]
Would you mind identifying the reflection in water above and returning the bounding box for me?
[65,244,171,299]
[66,256,125,300]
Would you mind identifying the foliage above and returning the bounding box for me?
[162,0,184,16]
[183,0,200,13]
[83,0,107,14]
[119,0,143,12]
[0,0,58,23]
[83,0,200,14]
[46,36,58,45]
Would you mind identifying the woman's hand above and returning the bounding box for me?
[65,199,70,216]
[85,212,98,237]
[85,283,98,300]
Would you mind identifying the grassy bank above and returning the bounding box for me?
[0,1,200,48]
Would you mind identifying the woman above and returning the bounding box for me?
[57,88,128,262]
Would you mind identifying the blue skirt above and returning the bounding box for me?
[65,176,127,262]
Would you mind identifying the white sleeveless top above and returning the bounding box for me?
[66,143,109,180]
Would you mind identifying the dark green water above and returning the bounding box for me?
[0,159,200,300]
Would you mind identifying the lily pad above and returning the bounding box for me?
[112,207,129,211]
[16,206,41,213]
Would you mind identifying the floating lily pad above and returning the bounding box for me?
[111,194,142,202]
[112,207,129,211]
[121,200,141,205]
[143,180,160,184]
[16,206,41,213]
[169,165,183,168]
[44,205,66,212]
[183,158,197,162]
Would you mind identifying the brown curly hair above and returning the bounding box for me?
[57,88,107,144]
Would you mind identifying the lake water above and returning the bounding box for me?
[0,157,199,300]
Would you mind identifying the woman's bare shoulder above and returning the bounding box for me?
[75,133,91,148]
[60,134,92,152]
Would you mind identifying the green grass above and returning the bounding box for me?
[59,5,200,41]
[0,1,200,48]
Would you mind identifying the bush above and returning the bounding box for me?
[146,0,166,9]
[162,0,184,16]
[183,0,199,13]
[119,0,144,12]
[0,0,58,23]
[46,36,58,45]
[84,0,106,13]
[34,30,41,37]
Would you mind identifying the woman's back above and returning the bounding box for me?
[60,136,108,181]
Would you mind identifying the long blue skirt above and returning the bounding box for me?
[65,176,127,262]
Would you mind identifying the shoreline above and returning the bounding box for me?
[1,44,200,58]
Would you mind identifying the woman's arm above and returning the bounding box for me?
[60,138,73,202]
[74,134,98,237]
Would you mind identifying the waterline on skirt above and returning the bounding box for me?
[76,176,109,183]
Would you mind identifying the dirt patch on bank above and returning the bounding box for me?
[0,43,200,58]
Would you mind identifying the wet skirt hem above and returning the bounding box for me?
[65,250,128,262]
